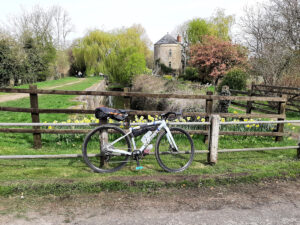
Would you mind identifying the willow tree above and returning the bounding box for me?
[72,25,149,86]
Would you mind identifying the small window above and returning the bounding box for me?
[169,61,172,68]
[169,49,172,57]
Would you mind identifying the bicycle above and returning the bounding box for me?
[82,107,194,173]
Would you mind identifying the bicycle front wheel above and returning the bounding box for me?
[155,127,194,172]
[82,125,132,173]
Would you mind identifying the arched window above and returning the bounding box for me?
[169,49,172,57]
[169,61,172,68]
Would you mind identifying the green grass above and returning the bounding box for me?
[0,77,80,96]
[0,76,101,123]
[14,77,80,89]
[0,131,298,196]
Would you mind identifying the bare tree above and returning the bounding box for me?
[8,4,73,49]
[51,5,74,49]
[240,0,300,86]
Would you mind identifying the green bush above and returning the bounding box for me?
[218,68,247,92]
[181,67,200,82]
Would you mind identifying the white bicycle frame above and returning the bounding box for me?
[105,120,179,156]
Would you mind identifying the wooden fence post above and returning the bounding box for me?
[207,115,220,165]
[123,87,131,127]
[123,87,131,110]
[246,82,255,114]
[99,118,108,167]
[275,95,287,142]
[204,91,213,143]
[29,85,42,149]
[297,142,300,160]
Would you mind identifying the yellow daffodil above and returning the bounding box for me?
[292,127,295,130]
[256,124,259,128]
[75,120,80,123]
[48,126,53,129]
[244,119,248,122]
[187,117,191,121]
[246,124,250,128]
[67,119,71,123]
[221,118,225,122]
[197,116,200,120]
[201,118,206,122]
[233,111,238,114]
[287,123,291,126]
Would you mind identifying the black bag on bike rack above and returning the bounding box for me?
[95,107,127,121]
[132,125,158,137]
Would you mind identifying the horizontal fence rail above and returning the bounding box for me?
[250,84,300,114]
[0,106,286,119]
[0,88,287,102]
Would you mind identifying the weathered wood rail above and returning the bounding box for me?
[252,84,300,114]
[0,119,299,164]
[0,85,287,148]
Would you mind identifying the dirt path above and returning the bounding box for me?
[0,178,299,225]
[70,79,106,110]
[0,79,86,103]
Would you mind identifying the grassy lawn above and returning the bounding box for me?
[0,77,81,96]
[0,131,298,196]
[0,76,101,123]
[15,77,81,89]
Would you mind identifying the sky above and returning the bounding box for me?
[0,0,265,46]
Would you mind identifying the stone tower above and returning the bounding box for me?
[154,34,183,75]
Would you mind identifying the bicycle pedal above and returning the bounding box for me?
[136,166,144,170]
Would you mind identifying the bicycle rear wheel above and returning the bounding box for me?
[155,127,194,172]
[82,125,132,173]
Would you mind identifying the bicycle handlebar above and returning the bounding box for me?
[161,111,182,120]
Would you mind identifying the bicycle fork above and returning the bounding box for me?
[164,126,179,152]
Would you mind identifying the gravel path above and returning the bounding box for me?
[0,178,299,225]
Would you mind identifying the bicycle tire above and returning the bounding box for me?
[82,125,132,173]
[155,127,194,172]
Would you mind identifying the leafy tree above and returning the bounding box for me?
[189,36,247,84]
[72,25,150,86]
[210,9,234,41]
[175,9,234,45]
[187,19,215,44]
[0,37,21,86]
[2,4,73,84]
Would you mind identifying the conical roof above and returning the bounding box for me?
[155,34,178,45]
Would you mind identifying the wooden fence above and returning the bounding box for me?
[0,118,299,164]
[0,85,287,148]
[231,83,300,114]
